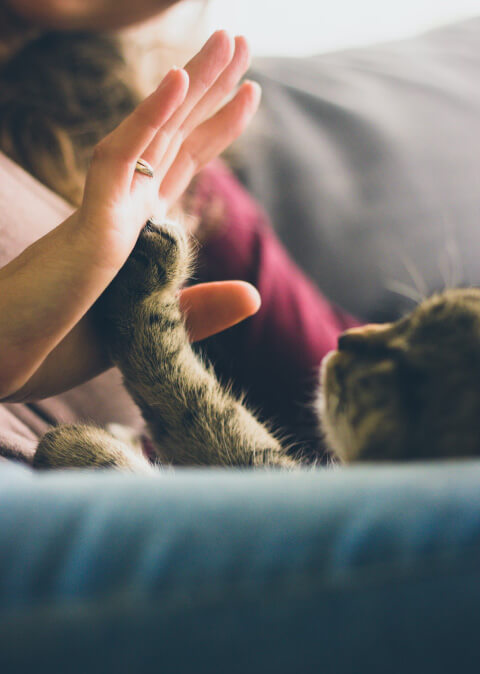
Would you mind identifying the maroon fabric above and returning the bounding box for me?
[192,161,360,458]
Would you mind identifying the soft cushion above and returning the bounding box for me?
[235,17,480,321]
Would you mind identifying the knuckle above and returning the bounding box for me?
[175,125,186,144]
[150,128,170,155]
[182,143,200,172]
[133,107,159,136]
[92,140,131,166]
[155,128,169,147]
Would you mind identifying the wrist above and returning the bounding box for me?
[0,210,125,398]
[61,209,134,276]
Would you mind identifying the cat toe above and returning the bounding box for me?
[135,218,191,291]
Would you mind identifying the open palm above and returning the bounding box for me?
[79,31,260,268]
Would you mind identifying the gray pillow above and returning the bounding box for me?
[234,17,480,321]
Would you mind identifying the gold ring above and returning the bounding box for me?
[135,158,154,178]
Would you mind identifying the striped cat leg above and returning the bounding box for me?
[101,221,295,468]
[34,424,154,473]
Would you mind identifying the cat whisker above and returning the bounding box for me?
[395,249,428,301]
[385,280,424,305]
[439,215,464,290]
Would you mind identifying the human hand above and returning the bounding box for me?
[0,32,262,400]
[77,30,260,270]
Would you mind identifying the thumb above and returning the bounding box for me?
[180,281,261,342]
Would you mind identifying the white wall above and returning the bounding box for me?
[203,0,480,56]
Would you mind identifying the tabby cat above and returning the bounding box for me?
[34,218,480,471]
[319,288,480,462]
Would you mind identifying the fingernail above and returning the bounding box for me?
[244,80,262,95]
[206,30,231,48]
[157,72,172,91]
[156,67,181,91]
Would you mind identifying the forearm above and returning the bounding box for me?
[2,312,109,403]
[0,211,118,399]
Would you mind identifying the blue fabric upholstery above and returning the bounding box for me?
[1,461,480,673]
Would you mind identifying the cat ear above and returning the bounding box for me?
[338,323,410,359]
[338,323,394,352]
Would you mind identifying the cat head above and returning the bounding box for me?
[319,288,480,462]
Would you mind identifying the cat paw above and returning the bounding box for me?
[99,218,190,324]
[124,218,190,296]
[33,424,154,473]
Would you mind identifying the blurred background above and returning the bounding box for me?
[163,0,480,57]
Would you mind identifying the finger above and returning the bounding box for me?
[180,281,261,342]
[177,36,251,141]
[84,68,189,201]
[159,81,261,206]
[141,30,234,173]
[148,36,250,184]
